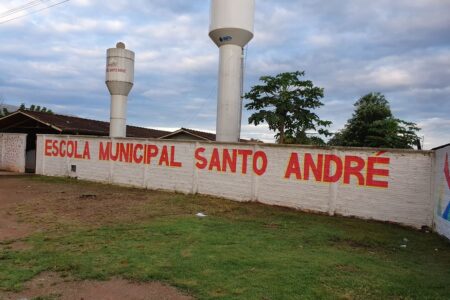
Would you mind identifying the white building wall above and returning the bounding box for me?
[433,145,450,239]
[0,133,27,173]
[35,135,435,229]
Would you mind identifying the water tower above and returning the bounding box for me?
[105,42,135,138]
[209,0,255,142]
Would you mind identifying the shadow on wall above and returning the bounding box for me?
[25,134,37,173]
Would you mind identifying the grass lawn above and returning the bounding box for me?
[0,176,449,299]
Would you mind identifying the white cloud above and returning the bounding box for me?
[306,34,334,48]
[72,0,92,7]
[366,68,413,89]
[241,124,276,143]
[418,118,450,149]
[142,88,182,98]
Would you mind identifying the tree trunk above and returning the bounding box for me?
[278,126,285,144]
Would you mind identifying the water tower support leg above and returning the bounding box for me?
[110,95,127,138]
[216,44,244,142]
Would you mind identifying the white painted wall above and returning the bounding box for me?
[433,145,450,239]
[36,135,434,229]
[0,133,27,173]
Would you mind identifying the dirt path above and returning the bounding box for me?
[2,272,192,300]
[0,175,193,299]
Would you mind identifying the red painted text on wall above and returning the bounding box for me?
[45,139,91,160]
[284,152,390,188]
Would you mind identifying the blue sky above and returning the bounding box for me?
[0,0,449,149]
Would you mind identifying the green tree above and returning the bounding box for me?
[0,107,9,118]
[1,103,53,117]
[0,96,7,117]
[329,93,421,149]
[20,103,53,114]
[244,71,331,144]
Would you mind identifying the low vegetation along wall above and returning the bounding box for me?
[0,133,26,173]
[434,145,450,239]
[35,135,435,229]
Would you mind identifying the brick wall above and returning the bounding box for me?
[36,135,435,229]
[433,145,450,239]
[0,133,27,173]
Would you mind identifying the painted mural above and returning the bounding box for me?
[438,153,450,221]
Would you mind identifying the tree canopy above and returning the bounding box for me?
[0,97,7,118]
[328,93,421,149]
[0,107,8,118]
[0,103,53,118]
[20,103,53,114]
[244,71,331,144]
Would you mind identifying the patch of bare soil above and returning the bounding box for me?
[0,176,243,235]
[0,177,35,241]
[0,176,173,234]
[1,272,193,300]
[1,240,32,251]
[0,216,33,241]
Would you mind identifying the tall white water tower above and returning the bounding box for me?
[105,42,135,138]
[209,0,255,142]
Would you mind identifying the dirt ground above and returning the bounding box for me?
[0,176,34,241]
[0,174,187,232]
[0,175,193,300]
[1,272,192,300]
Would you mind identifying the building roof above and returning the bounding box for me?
[432,143,450,151]
[160,128,216,141]
[0,110,250,142]
[0,110,170,138]
[160,127,249,142]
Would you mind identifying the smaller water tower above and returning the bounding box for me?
[209,0,255,142]
[105,42,135,138]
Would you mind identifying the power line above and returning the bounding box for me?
[1,0,43,17]
[184,83,217,129]
[0,0,70,25]
[0,0,69,24]
[0,0,53,18]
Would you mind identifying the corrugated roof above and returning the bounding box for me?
[180,128,216,141]
[160,127,249,142]
[432,143,450,151]
[0,110,251,142]
[180,128,249,142]
[14,110,170,138]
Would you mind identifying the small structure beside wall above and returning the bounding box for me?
[0,133,27,173]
